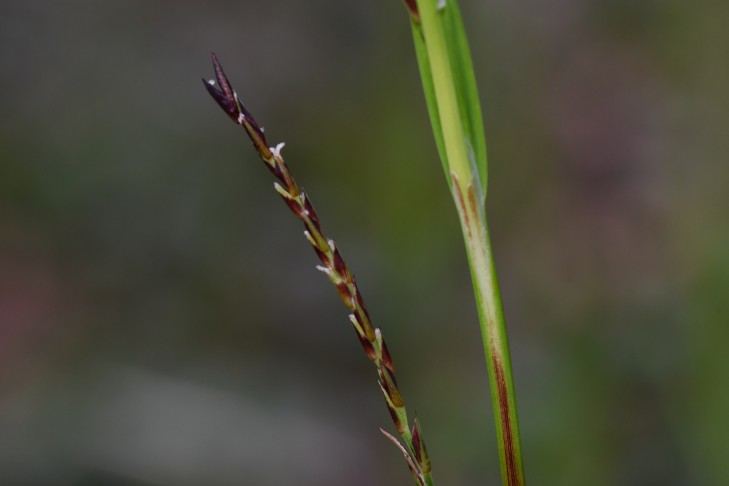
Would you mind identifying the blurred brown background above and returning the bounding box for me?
[1,1,728,485]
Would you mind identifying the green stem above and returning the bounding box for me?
[452,174,525,486]
[413,1,525,484]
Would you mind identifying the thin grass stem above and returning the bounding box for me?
[404,1,526,484]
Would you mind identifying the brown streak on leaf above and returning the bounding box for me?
[403,0,420,24]
[466,183,482,222]
[493,353,520,486]
[452,181,472,240]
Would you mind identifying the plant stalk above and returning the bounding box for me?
[452,174,525,486]
[405,0,526,484]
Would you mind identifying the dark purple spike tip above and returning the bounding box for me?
[204,53,240,122]
[211,52,234,101]
[204,53,271,158]
[203,77,239,121]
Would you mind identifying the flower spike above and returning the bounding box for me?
[204,53,435,485]
[204,53,272,160]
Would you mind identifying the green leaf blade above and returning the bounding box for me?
[411,22,451,186]
[441,0,488,194]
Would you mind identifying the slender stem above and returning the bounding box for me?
[412,0,526,484]
[452,175,525,486]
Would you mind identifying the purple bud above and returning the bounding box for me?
[203,77,239,122]
[204,53,272,159]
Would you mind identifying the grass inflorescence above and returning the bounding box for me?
[203,53,433,486]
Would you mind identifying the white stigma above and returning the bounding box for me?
[271,142,286,158]
[273,182,290,198]
[304,230,317,247]
[316,265,332,275]
[207,79,215,86]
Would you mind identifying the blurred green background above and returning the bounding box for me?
[1,1,728,485]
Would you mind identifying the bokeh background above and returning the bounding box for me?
[2,0,728,484]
